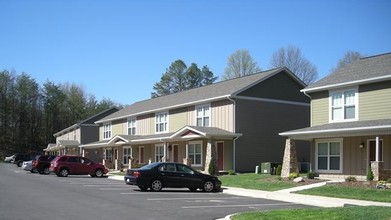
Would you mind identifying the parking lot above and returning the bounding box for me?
[0,163,311,220]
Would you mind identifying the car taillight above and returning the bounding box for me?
[133,171,141,177]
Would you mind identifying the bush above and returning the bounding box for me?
[345,176,357,182]
[208,163,216,176]
[288,172,299,180]
[276,165,282,176]
[367,167,374,181]
[307,171,316,179]
[387,178,391,183]
[228,170,236,175]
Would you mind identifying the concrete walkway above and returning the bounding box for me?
[107,175,391,208]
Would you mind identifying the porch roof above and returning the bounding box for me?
[279,119,391,140]
[58,140,80,147]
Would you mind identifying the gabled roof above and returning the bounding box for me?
[170,126,242,140]
[57,140,80,146]
[54,107,120,137]
[96,67,305,123]
[303,52,391,93]
[279,119,391,140]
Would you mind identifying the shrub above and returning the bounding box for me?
[228,170,236,175]
[288,172,299,180]
[387,178,391,183]
[307,171,316,179]
[276,165,282,176]
[367,167,374,181]
[345,176,357,182]
[208,163,216,176]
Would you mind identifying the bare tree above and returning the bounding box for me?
[222,49,261,80]
[270,46,318,85]
[331,50,363,72]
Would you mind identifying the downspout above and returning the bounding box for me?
[227,96,238,172]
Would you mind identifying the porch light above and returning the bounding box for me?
[359,143,364,148]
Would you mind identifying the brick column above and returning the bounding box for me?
[281,139,298,178]
[204,139,218,175]
[371,161,383,181]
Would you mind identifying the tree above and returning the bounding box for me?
[331,50,363,72]
[222,49,261,80]
[270,46,318,85]
[152,60,217,98]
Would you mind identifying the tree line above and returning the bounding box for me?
[0,70,119,156]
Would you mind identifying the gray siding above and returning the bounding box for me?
[234,98,310,172]
[80,125,99,144]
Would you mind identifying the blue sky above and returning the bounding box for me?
[1,0,390,105]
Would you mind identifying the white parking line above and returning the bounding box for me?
[147,197,244,201]
[99,188,132,190]
[82,184,126,186]
[182,203,290,209]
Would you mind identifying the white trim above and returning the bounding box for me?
[187,140,203,167]
[127,117,137,135]
[279,125,391,136]
[155,144,165,162]
[315,138,343,174]
[195,104,211,127]
[95,95,230,124]
[123,147,132,165]
[302,74,391,93]
[103,123,112,140]
[329,87,358,123]
[234,95,310,107]
[155,112,169,134]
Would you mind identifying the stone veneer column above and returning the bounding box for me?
[371,161,383,181]
[204,139,218,175]
[281,139,298,178]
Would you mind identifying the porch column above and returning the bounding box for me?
[204,139,218,175]
[162,143,167,162]
[281,139,298,178]
[376,136,380,162]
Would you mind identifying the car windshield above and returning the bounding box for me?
[138,163,158,170]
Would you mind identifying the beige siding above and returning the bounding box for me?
[169,107,188,132]
[187,106,195,126]
[137,114,154,135]
[75,128,81,142]
[111,120,125,136]
[359,81,391,120]
[211,99,234,132]
[310,91,329,126]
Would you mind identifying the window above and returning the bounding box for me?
[155,145,164,162]
[155,112,168,133]
[104,149,112,161]
[187,141,202,166]
[330,89,357,122]
[196,105,210,127]
[103,123,112,140]
[123,147,132,164]
[127,118,136,135]
[316,140,342,173]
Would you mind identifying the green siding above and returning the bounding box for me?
[169,107,188,132]
[237,70,309,103]
[310,91,328,126]
[359,81,391,120]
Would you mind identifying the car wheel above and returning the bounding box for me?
[95,169,103,178]
[59,168,69,177]
[138,186,148,191]
[189,187,198,192]
[30,168,38,173]
[17,161,23,167]
[43,167,50,175]
[150,179,163,191]
[203,180,214,192]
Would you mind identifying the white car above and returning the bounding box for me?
[22,160,36,173]
[4,154,15,163]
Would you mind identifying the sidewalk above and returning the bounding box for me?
[107,174,391,208]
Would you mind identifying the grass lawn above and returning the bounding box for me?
[219,173,297,191]
[295,185,391,203]
[232,206,391,220]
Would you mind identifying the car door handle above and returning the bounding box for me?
[161,173,165,176]
[181,174,184,177]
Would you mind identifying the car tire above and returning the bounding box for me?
[150,179,163,191]
[189,188,198,192]
[95,169,103,178]
[203,180,214,192]
[138,186,148,191]
[17,161,23,167]
[30,168,37,173]
[59,168,69,177]
[43,167,50,175]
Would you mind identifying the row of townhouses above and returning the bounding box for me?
[45,52,391,181]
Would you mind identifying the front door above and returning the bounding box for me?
[217,142,224,170]
[173,145,179,162]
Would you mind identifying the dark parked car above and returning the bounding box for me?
[124,162,221,192]
[14,153,36,167]
[49,155,109,177]
[32,155,57,174]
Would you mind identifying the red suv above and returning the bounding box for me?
[49,155,109,177]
